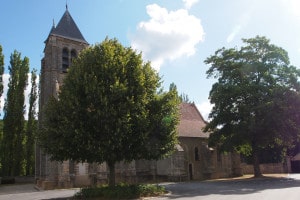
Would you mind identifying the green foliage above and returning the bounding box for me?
[73,183,166,199]
[0,45,3,175]
[180,93,191,103]
[0,120,3,175]
[25,69,38,175]
[1,50,29,176]
[0,45,4,107]
[144,84,180,159]
[242,145,286,164]
[205,36,300,176]
[38,38,180,185]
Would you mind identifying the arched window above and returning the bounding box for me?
[195,147,199,161]
[62,48,69,73]
[71,49,77,63]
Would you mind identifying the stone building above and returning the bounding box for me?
[35,7,89,189]
[36,8,241,189]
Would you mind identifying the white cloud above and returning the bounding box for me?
[1,73,39,119]
[131,3,204,71]
[196,101,213,121]
[183,0,199,9]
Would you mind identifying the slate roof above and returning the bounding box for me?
[49,8,88,44]
[178,103,209,138]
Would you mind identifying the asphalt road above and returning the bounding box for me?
[0,184,79,200]
[1,174,300,200]
[155,174,300,200]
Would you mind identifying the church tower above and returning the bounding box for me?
[36,6,89,189]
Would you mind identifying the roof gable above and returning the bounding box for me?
[178,103,209,138]
[49,9,87,44]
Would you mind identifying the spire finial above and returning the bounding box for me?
[52,19,55,28]
[66,0,68,10]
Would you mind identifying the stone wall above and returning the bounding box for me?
[241,163,288,174]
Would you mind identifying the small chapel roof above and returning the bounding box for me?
[178,103,209,138]
[48,6,88,44]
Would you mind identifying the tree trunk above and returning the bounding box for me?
[252,145,262,178]
[107,161,116,187]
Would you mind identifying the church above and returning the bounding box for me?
[35,7,241,190]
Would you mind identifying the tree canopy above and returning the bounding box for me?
[25,69,38,175]
[2,50,29,176]
[204,36,300,177]
[38,38,180,186]
[0,45,4,105]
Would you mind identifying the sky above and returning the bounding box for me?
[0,0,300,119]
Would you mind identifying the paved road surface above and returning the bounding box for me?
[154,174,300,200]
[1,174,300,200]
[0,184,78,200]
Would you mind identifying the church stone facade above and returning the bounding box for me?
[36,8,241,189]
[35,8,89,189]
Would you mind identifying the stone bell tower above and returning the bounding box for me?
[36,6,89,189]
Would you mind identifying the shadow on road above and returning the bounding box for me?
[161,174,300,199]
[2,175,300,200]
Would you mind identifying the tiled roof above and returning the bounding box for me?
[178,103,209,138]
[49,9,88,44]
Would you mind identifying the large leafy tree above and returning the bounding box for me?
[25,69,38,175]
[2,50,29,176]
[38,38,180,186]
[204,36,300,177]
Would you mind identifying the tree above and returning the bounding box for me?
[38,38,180,186]
[2,50,29,176]
[0,45,4,107]
[180,93,191,103]
[25,69,38,175]
[0,45,4,175]
[204,36,300,177]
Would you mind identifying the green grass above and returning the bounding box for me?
[73,183,167,199]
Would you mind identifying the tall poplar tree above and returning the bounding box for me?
[0,45,4,175]
[25,69,38,175]
[2,50,29,176]
[0,45,4,106]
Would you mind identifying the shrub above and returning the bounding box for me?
[73,183,167,199]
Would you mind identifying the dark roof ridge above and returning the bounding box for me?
[47,8,88,44]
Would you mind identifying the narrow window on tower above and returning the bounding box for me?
[195,147,199,161]
[62,48,69,73]
[71,49,77,63]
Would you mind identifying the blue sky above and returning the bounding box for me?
[1,0,300,119]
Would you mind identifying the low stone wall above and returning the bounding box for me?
[0,176,35,185]
[15,176,35,183]
[241,163,287,174]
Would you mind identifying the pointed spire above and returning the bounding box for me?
[48,6,88,44]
